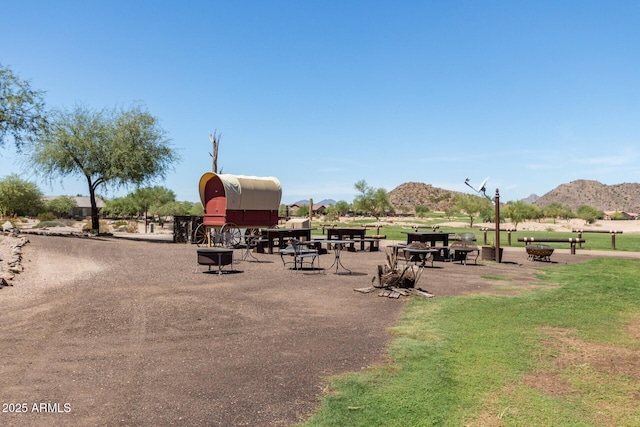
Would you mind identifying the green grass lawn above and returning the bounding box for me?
[301,258,640,426]
[311,220,640,252]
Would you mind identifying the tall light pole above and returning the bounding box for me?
[464,177,501,262]
[494,189,501,263]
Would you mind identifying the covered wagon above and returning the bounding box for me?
[195,172,282,246]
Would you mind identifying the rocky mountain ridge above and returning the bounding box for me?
[387,182,463,213]
[532,180,640,213]
[387,180,640,213]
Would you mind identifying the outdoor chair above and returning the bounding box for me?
[458,232,477,242]
[450,233,480,265]
[280,239,320,272]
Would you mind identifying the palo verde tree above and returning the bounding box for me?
[0,174,45,217]
[333,200,351,216]
[29,104,180,232]
[0,63,47,150]
[576,205,604,225]
[543,202,574,223]
[102,195,140,218]
[131,186,176,229]
[45,196,78,218]
[455,193,491,227]
[352,180,392,220]
[503,200,538,228]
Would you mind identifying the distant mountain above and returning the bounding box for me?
[534,180,640,213]
[388,182,461,214]
[289,180,640,214]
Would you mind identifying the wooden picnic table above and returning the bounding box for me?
[402,231,454,261]
[259,228,313,254]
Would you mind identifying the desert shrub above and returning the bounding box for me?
[415,205,430,218]
[82,220,109,234]
[112,220,137,233]
[37,212,57,221]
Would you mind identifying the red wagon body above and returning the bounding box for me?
[198,172,282,228]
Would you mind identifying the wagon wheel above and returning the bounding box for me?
[193,223,211,247]
[221,223,242,247]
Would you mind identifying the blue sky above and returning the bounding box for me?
[1,1,639,205]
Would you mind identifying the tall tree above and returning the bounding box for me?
[455,194,489,227]
[46,196,78,218]
[543,202,574,223]
[29,104,180,232]
[503,200,533,228]
[576,205,604,225]
[0,174,45,216]
[352,180,392,220]
[334,200,351,216]
[0,63,47,149]
[131,186,176,231]
[102,195,139,218]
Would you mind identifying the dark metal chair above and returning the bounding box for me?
[280,239,320,272]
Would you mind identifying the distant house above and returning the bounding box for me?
[604,211,639,220]
[44,196,106,218]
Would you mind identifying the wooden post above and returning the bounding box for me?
[309,198,313,223]
[495,189,501,263]
[611,232,616,250]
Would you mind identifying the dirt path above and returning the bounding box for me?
[0,235,406,426]
[0,234,632,426]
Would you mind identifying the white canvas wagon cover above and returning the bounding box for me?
[199,172,282,211]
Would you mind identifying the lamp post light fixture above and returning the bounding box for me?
[464,177,501,263]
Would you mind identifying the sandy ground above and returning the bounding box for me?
[477,218,640,233]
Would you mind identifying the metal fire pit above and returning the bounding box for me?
[196,247,234,274]
[526,244,554,262]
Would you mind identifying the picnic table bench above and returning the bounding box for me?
[324,227,383,252]
[403,231,454,261]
